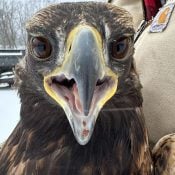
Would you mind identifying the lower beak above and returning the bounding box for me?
[44,25,118,145]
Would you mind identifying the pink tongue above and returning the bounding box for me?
[72,84,83,114]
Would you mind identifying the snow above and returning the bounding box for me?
[0,52,23,56]
[0,89,20,144]
[0,75,14,80]
[0,83,10,88]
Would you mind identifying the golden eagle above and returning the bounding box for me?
[0,2,153,175]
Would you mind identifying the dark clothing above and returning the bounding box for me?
[143,0,162,21]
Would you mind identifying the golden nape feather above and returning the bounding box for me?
[153,133,175,175]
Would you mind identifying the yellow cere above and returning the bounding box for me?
[66,25,103,52]
[65,24,105,67]
[98,68,118,109]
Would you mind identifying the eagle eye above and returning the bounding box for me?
[110,37,129,60]
[31,37,52,59]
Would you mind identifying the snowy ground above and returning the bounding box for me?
[0,89,20,144]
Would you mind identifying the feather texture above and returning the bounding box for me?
[153,133,175,175]
[0,3,153,175]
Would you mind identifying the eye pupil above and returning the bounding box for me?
[117,42,125,52]
[38,44,46,51]
[31,37,52,59]
[111,37,129,60]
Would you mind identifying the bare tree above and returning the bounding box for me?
[0,0,58,49]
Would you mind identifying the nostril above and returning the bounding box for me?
[69,45,72,52]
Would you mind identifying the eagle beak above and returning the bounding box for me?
[44,25,118,145]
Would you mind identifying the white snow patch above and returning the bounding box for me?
[0,89,20,143]
[0,52,23,56]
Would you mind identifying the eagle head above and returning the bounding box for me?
[19,2,137,145]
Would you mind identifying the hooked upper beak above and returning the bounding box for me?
[44,25,118,145]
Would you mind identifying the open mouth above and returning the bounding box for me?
[46,74,111,116]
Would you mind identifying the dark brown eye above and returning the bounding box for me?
[31,37,52,59]
[110,37,129,60]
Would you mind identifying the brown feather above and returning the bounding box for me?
[153,133,175,175]
[0,2,153,175]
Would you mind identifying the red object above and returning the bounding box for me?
[143,0,162,21]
